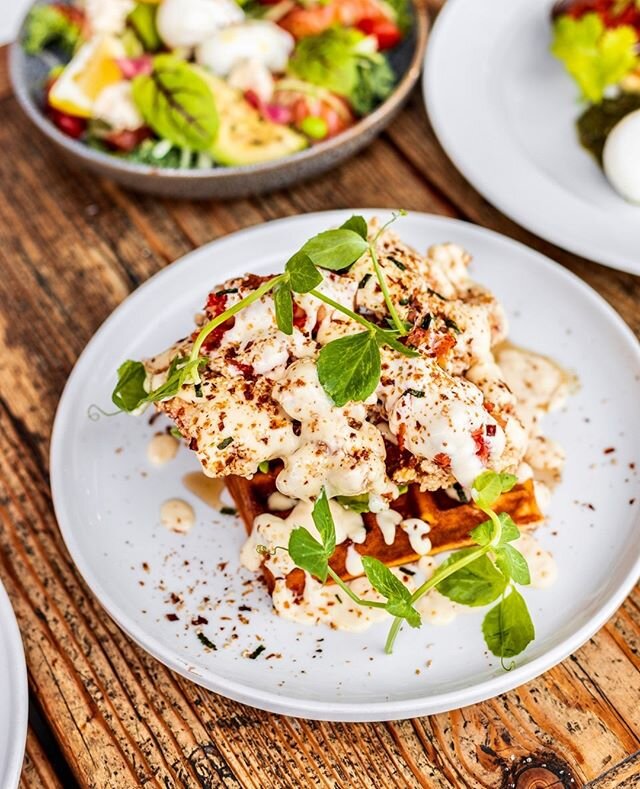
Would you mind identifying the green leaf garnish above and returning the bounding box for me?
[112,360,148,412]
[495,545,531,586]
[288,527,330,581]
[472,471,517,510]
[335,494,370,513]
[482,588,535,659]
[132,55,219,151]
[285,251,323,293]
[128,2,161,51]
[551,13,638,103]
[317,331,381,406]
[361,556,421,627]
[288,490,336,581]
[436,551,508,607]
[273,282,293,335]
[340,215,369,240]
[300,228,368,271]
[470,512,520,547]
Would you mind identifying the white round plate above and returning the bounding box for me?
[0,581,28,787]
[424,0,640,275]
[51,211,640,721]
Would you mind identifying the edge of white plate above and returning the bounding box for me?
[423,0,640,276]
[50,210,640,721]
[0,581,28,787]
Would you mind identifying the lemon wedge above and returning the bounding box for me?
[49,35,126,118]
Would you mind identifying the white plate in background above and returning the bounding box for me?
[0,580,28,787]
[51,211,640,721]
[425,0,640,274]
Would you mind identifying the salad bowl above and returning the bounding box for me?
[9,0,428,199]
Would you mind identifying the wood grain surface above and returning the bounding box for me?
[0,5,639,786]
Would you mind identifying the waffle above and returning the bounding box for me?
[226,466,543,595]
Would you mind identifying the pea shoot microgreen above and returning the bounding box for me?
[281,471,535,666]
[110,212,417,413]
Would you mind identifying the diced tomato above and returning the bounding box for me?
[357,17,402,50]
[203,292,235,350]
[472,428,490,464]
[279,0,396,39]
[48,108,86,139]
[293,302,307,330]
[552,0,640,32]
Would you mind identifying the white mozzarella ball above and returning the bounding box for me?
[196,20,294,77]
[603,108,640,204]
[157,0,244,50]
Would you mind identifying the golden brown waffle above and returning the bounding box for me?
[226,466,543,595]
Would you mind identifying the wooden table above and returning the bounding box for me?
[0,11,639,787]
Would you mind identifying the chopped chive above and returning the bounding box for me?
[197,632,217,650]
[358,273,372,289]
[215,288,239,296]
[420,313,432,330]
[258,460,270,474]
[335,594,343,604]
[217,437,233,450]
[220,506,237,516]
[399,297,411,306]
[403,388,425,398]
[248,644,266,659]
[427,287,447,300]
[444,317,461,334]
[389,256,406,271]
[170,426,182,440]
[397,484,408,495]
[194,382,203,398]
[399,566,416,576]
[453,482,468,503]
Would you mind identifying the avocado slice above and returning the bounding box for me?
[197,71,307,166]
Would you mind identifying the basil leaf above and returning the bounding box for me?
[436,552,508,607]
[482,588,535,658]
[362,556,421,628]
[495,545,531,586]
[312,489,336,557]
[288,527,329,582]
[301,229,367,271]
[273,282,293,335]
[317,331,380,406]
[128,2,161,51]
[340,215,368,240]
[335,494,370,513]
[470,513,520,547]
[132,55,218,151]
[112,360,148,412]
[285,251,323,293]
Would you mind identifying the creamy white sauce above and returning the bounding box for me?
[376,509,402,546]
[345,545,364,577]
[93,82,143,132]
[160,499,195,534]
[267,491,296,512]
[197,20,294,77]
[182,472,225,511]
[147,433,180,466]
[157,0,244,49]
[401,518,432,555]
[417,556,462,625]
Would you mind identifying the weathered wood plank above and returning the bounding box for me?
[18,727,64,789]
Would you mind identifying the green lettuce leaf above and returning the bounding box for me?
[289,28,395,116]
[551,12,638,103]
[23,5,81,56]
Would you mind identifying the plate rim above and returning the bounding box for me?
[50,209,640,721]
[423,0,640,277]
[0,581,28,788]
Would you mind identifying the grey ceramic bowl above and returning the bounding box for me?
[10,1,428,199]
